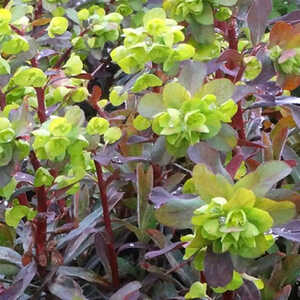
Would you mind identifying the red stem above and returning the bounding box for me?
[34,0,43,20]
[35,87,47,123]
[31,58,47,123]
[227,16,238,51]
[223,291,235,300]
[94,160,120,288]
[0,90,6,111]
[29,151,48,267]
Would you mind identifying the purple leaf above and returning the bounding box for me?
[178,60,206,95]
[226,153,244,179]
[14,172,34,184]
[145,242,183,260]
[204,247,233,287]
[57,208,102,249]
[48,275,87,300]
[127,135,152,144]
[37,49,57,60]
[117,242,147,254]
[237,280,261,300]
[154,192,204,229]
[149,187,173,207]
[95,232,111,275]
[249,48,276,85]
[288,104,300,129]
[188,142,232,182]
[0,247,22,267]
[0,262,37,300]
[269,10,300,25]
[94,145,117,166]
[272,220,300,242]
[109,281,142,300]
[57,266,109,286]
[247,0,272,45]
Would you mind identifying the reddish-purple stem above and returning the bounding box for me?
[31,58,47,123]
[35,87,47,123]
[0,91,6,111]
[94,160,120,288]
[29,151,48,267]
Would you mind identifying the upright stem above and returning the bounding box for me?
[0,90,6,111]
[227,16,238,51]
[223,291,235,300]
[35,87,47,123]
[31,58,47,123]
[94,160,120,288]
[30,151,48,267]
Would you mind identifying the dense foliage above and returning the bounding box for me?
[0,0,300,299]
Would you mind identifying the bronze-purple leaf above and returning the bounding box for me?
[204,247,233,287]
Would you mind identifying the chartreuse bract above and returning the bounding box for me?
[181,161,296,295]
[137,78,237,157]
[111,7,195,74]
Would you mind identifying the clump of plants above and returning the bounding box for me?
[0,0,300,299]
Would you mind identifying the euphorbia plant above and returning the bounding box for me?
[0,0,300,299]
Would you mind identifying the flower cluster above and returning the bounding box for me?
[111,8,195,73]
[150,82,237,156]
[270,46,300,76]
[188,188,274,258]
[0,117,29,167]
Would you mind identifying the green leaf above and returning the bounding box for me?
[104,127,122,144]
[255,197,296,226]
[219,0,238,5]
[109,86,128,106]
[1,36,29,55]
[5,203,37,228]
[163,82,190,109]
[238,234,274,258]
[223,188,256,211]
[137,164,156,241]
[155,195,205,229]
[49,117,72,137]
[185,282,207,299]
[0,178,16,200]
[34,167,54,187]
[195,78,235,105]
[71,87,89,103]
[213,271,243,293]
[86,117,109,135]
[133,115,151,131]
[132,74,162,92]
[0,143,13,167]
[173,44,195,61]
[192,164,233,202]
[0,57,10,75]
[143,8,166,27]
[244,207,273,232]
[13,67,47,88]
[63,54,83,76]
[47,16,69,38]
[138,93,165,118]
[207,123,237,151]
[234,161,292,197]
[193,3,214,25]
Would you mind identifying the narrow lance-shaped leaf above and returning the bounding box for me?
[137,164,156,241]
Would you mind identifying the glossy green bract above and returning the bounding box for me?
[5,200,36,228]
[111,8,195,73]
[182,163,296,260]
[47,16,69,38]
[13,68,47,88]
[146,82,237,157]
